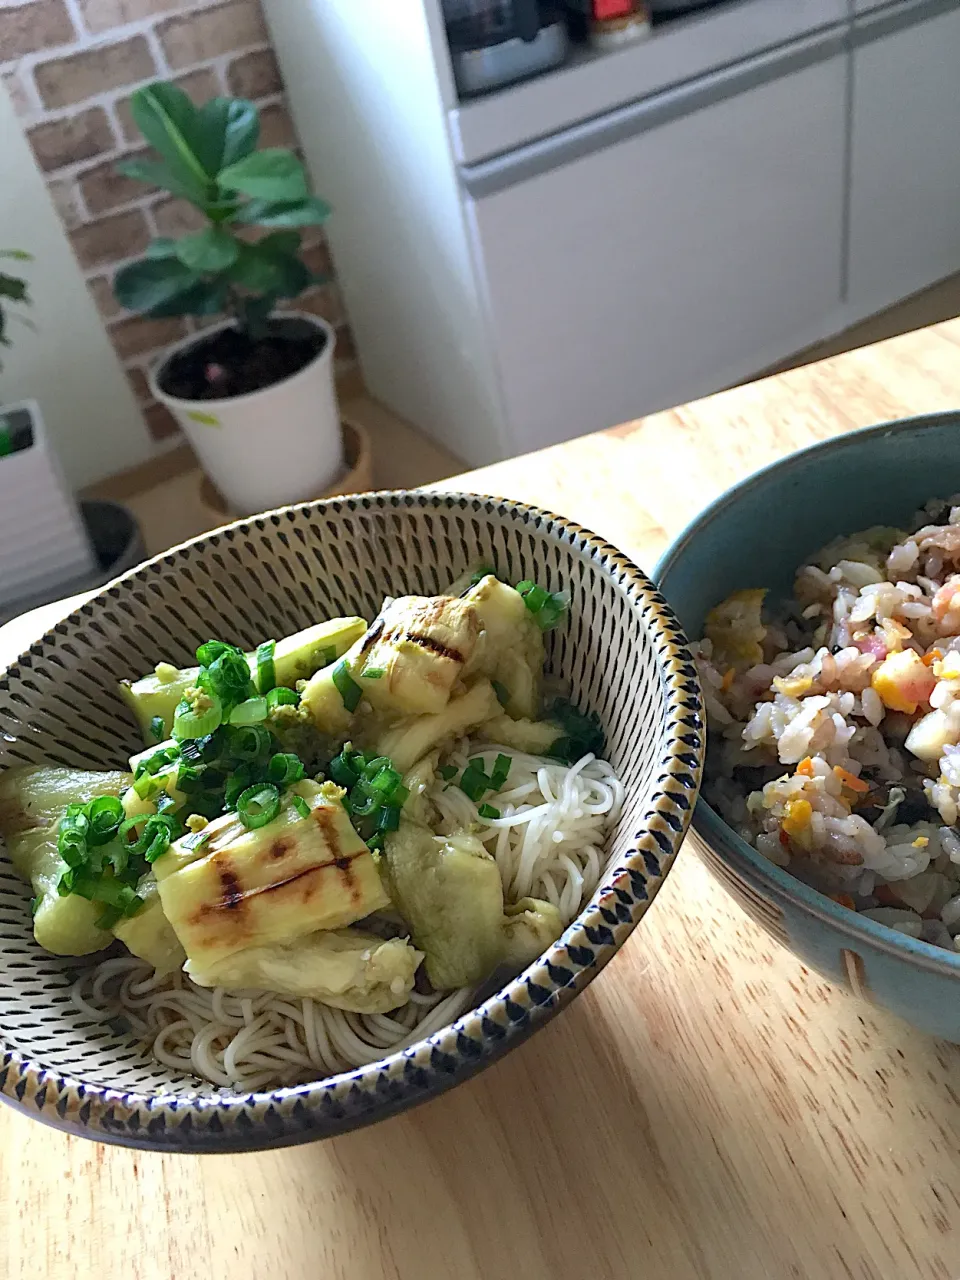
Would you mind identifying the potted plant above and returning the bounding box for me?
[0,250,105,620]
[114,82,343,516]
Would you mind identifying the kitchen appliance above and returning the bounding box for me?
[442,0,569,97]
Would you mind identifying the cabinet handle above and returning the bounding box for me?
[460,29,846,199]
[852,0,959,49]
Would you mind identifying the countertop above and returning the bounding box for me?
[5,320,960,1279]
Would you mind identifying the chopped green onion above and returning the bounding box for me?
[377,804,401,832]
[95,904,123,930]
[370,765,402,795]
[291,795,311,819]
[266,686,299,709]
[155,792,178,815]
[362,666,385,680]
[237,783,281,830]
[86,795,124,847]
[118,814,149,851]
[196,639,233,667]
[492,680,510,708]
[200,648,255,710]
[389,784,409,808]
[173,691,223,740]
[267,752,305,785]
[228,696,268,726]
[256,640,276,694]
[181,827,211,852]
[458,763,490,803]
[362,756,390,780]
[439,764,458,781]
[132,772,161,801]
[176,763,205,794]
[149,715,165,742]
[516,579,568,631]
[490,753,511,791]
[224,762,255,809]
[329,750,359,789]
[332,660,362,712]
[134,744,179,779]
[225,724,272,762]
[349,791,378,818]
[366,833,384,853]
[469,565,495,588]
[477,803,501,820]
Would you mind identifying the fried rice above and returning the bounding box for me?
[695,495,960,951]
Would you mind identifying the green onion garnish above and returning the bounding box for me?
[173,691,223,740]
[439,764,457,781]
[362,756,391,780]
[370,765,402,795]
[256,640,276,694]
[477,803,501,820]
[516,579,569,631]
[237,783,281,830]
[267,752,305,785]
[377,804,401,832]
[196,639,233,667]
[291,795,311,819]
[332,660,362,712]
[150,715,165,742]
[30,895,40,917]
[226,724,272,762]
[266,686,299,709]
[362,666,385,680]
[85,795,124,847]
[95,904,123,930]
[459,763,490,803]
[181,827,211,852]
[229,696,268,726]
[490,753,511,791]
[329,750,359,789]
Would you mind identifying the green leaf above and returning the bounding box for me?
[218,149,308,202]
[116,155,204,205]
[228,242,311,298]
[175,226,239,273]
[0,249,32,261]
[113,257,202,314]
[128,83,213,204]
[0,273,29,303]
[258,229,301,256]
[197,97,259,171]
[147,277,229,318]
[236,196,331,227]
[145,237,178,259]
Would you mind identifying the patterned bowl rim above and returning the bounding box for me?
[653,410,960,976]
[0,489,704,1152]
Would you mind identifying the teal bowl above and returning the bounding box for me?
[654,411,960,1042]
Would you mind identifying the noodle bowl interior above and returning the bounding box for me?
[0,571,622,1091]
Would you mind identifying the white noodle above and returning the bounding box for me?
[72,741,622,1093]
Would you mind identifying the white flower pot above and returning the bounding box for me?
[150,312,344,516]
[0,398,97,617]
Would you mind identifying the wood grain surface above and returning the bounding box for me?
[5,321,960,1280]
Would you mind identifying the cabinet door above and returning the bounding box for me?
[848,1,960,317]
[465,38,847,454]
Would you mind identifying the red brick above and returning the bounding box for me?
[227,48,281,100]
[88,275,122,321]
[0,0,74,62]
[27,107,115,173]
[35,36,156,110]
[151,196,205,237]
[79,149,154,214]
[78,0,192,35]
[157,0,266,70]
[108,314,186,360]
[47,179,85,230]
[258,103,296,149]
[69,210,150,268]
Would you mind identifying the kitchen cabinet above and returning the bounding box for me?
[464,35,847,453]
[848,0,960,318]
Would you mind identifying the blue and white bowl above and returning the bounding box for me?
[0,491,702,1150]
[655,411,960,1043]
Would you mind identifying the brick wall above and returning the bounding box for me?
[0,0,353,445]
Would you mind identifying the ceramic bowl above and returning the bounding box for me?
[0,491,702,1151]
[655,411,960,1043]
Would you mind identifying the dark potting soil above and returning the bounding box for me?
[158,319,326,401]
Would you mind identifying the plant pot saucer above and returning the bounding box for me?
[197,417,372,521]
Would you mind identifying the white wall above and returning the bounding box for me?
[0,82,153,490]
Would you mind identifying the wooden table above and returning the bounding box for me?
[5,321,960,1280]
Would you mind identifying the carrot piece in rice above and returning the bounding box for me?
[834,766,870,794]
[796,757,815,777]
[721,668,735,692]
[830,893,856,910]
